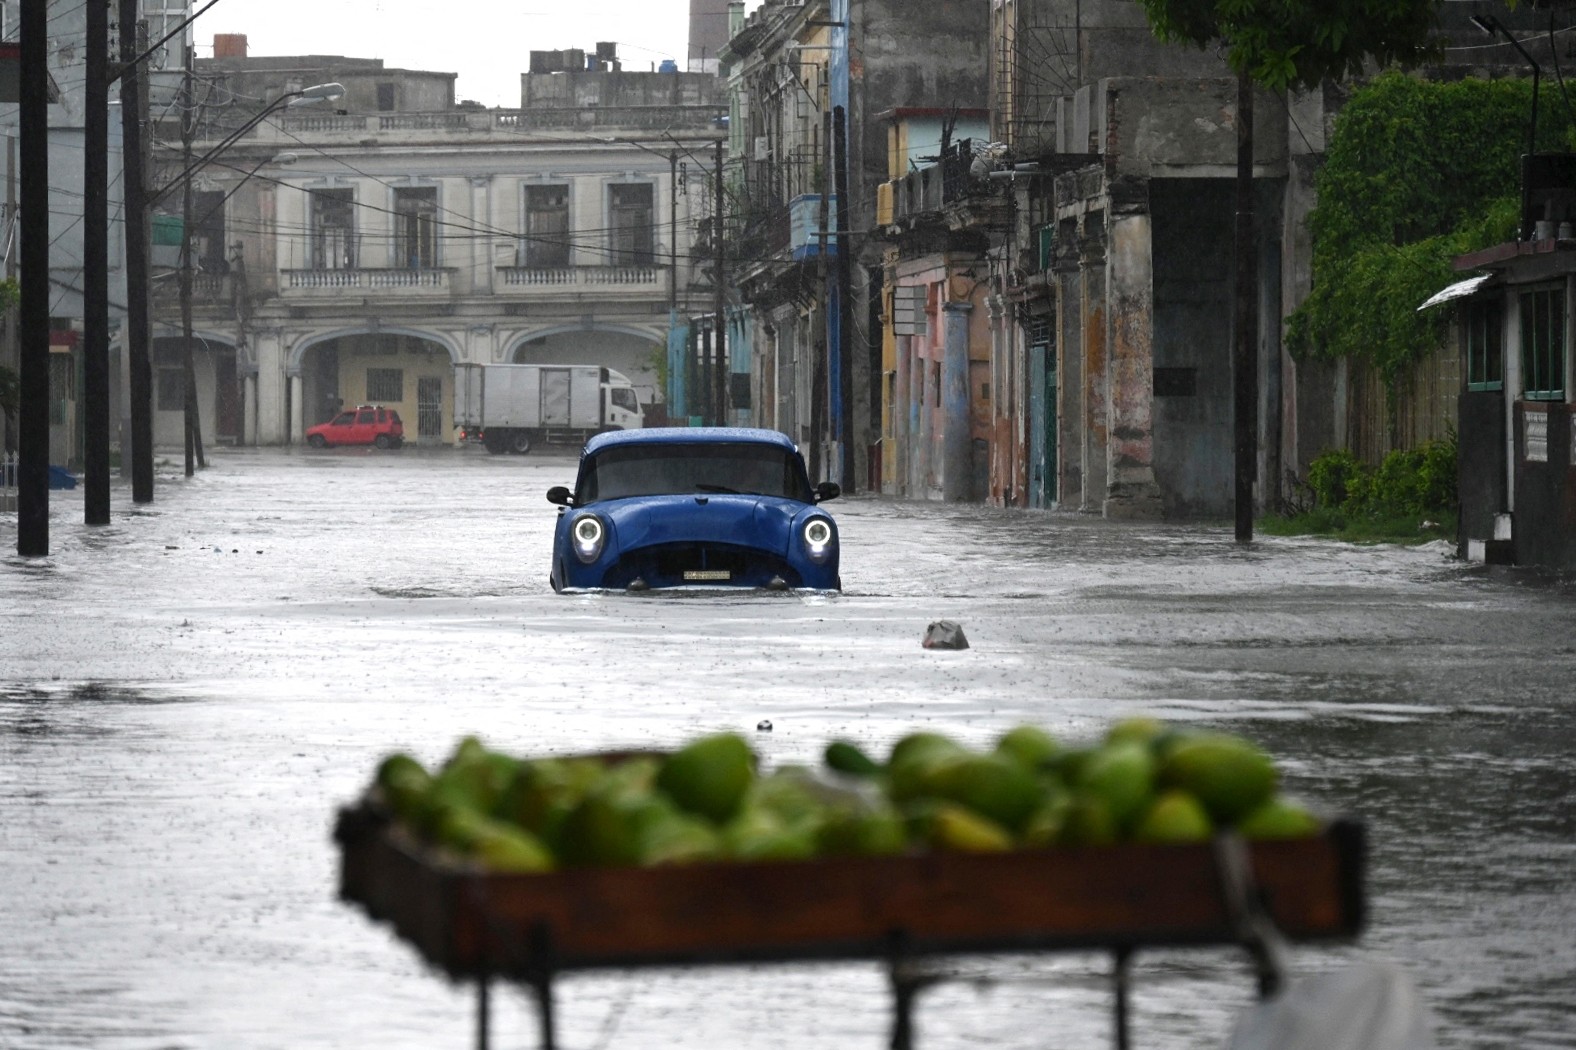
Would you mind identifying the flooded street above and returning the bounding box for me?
[3,446,1574,1049]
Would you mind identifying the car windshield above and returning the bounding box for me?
[578,442,813,503]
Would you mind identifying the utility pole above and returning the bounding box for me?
[82,0,111,524]
[179,51,205,476]
[17,0,48,555]
[120,1,154,503]
[668,151,678,315]
[712,138,726,426]
[832,105,855,493]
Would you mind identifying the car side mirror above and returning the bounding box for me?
[813,481,841,503]
[546,485,574,506]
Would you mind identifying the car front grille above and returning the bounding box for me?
[612,543,798,589]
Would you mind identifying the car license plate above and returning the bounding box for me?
[684,569,731,581]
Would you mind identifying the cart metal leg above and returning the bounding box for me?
[476,975,490,1050]
[529,921,559,1050]
[886,933,940,1050]
[1112,947,1133,1050]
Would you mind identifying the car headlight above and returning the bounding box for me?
[802,517,835,563]
[571,514,606,563]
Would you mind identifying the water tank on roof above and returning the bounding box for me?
[659,59,679,73]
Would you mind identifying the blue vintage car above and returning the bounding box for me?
[547,427,841,592]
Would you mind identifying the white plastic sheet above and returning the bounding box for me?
[1227,958,1439,1050]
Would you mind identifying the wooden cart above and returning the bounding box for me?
[335,802,1365,1050]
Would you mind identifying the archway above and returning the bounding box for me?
[292,329,461,445]
[149,331,241,449]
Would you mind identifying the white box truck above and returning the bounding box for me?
[454,364,645,454]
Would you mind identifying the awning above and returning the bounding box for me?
[1417,273,1492,311]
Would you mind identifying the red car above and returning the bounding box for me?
[305,405,405,449]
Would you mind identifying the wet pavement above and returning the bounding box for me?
[2,445,1574,1049]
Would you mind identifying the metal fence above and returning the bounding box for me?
[1,451,16,513]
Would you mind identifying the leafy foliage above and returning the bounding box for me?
[1286,72,1553,382]
[1135,0,1441,90]
[1268,435,1458,542]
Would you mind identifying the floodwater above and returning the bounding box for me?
[2,446,1573,1049]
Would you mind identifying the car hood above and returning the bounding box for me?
[597,494,816,552]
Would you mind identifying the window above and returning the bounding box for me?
[191,190,228,273]
[609,183,655,265]
[356,407,376,425]
[394,187,438,268]
[1519,287,1565,400]
[366,368,404,403]
[578,442,813,503]
[157,368,185,411]
[49,352,74,425]
[376,83,396,112]
[524,185,570,267]
[310,188,356,270]
[1464,298,1503,392]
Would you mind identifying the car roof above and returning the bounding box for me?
[583,427,798,456]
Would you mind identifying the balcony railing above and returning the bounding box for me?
[152,272,231,304]
[280,267,457,297]
[496,264,664,290]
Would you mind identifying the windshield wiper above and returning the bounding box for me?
[694,483,740,494]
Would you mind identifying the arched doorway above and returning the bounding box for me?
[150,333,241,449]
[294,330,459,445]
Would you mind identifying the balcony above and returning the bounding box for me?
[152,272,232,305]
[280,267,457,299]
[789,195,837,261]
[495,264,665,294]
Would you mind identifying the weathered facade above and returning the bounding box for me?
[149,40,724,449]
[724,0,990,489]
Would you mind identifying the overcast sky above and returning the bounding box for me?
[203,0,763,109]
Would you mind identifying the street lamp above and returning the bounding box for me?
[1472,14,1540,240]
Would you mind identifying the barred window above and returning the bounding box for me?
[1464,299,1503,392]
[157,368,185,411]
[366,368,403,403]
[1519,287,1566,400]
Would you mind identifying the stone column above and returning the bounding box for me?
[1054,219,1083,509]
[942,301,973,502]
[288,372,304,446]
[1080,215,1109,512]
[242,373,257,446]
[893,332,911,497]
[1104,210,1164,519]
[253,327,286,446]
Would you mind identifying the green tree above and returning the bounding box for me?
[1134,0,1441,540]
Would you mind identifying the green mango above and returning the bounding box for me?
[656,733,757,824]
[994,725,1060,770]
[928,802,1013,853]
[1018,788,1073,848]
[824,740,883,777]
[1159,734,1279,823]
[923,752,1045,833]
[472,824,555,874]
[1104,717,1168,749]
[1131,789,1213,844]
[1059,793,1119,847]
[1236,796,1322,840]
[1075,741,1156,830]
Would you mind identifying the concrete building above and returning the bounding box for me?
[724,0,991,488]
[150,38,724,449]
[0,0,189,464]
[877,0,1528,522]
